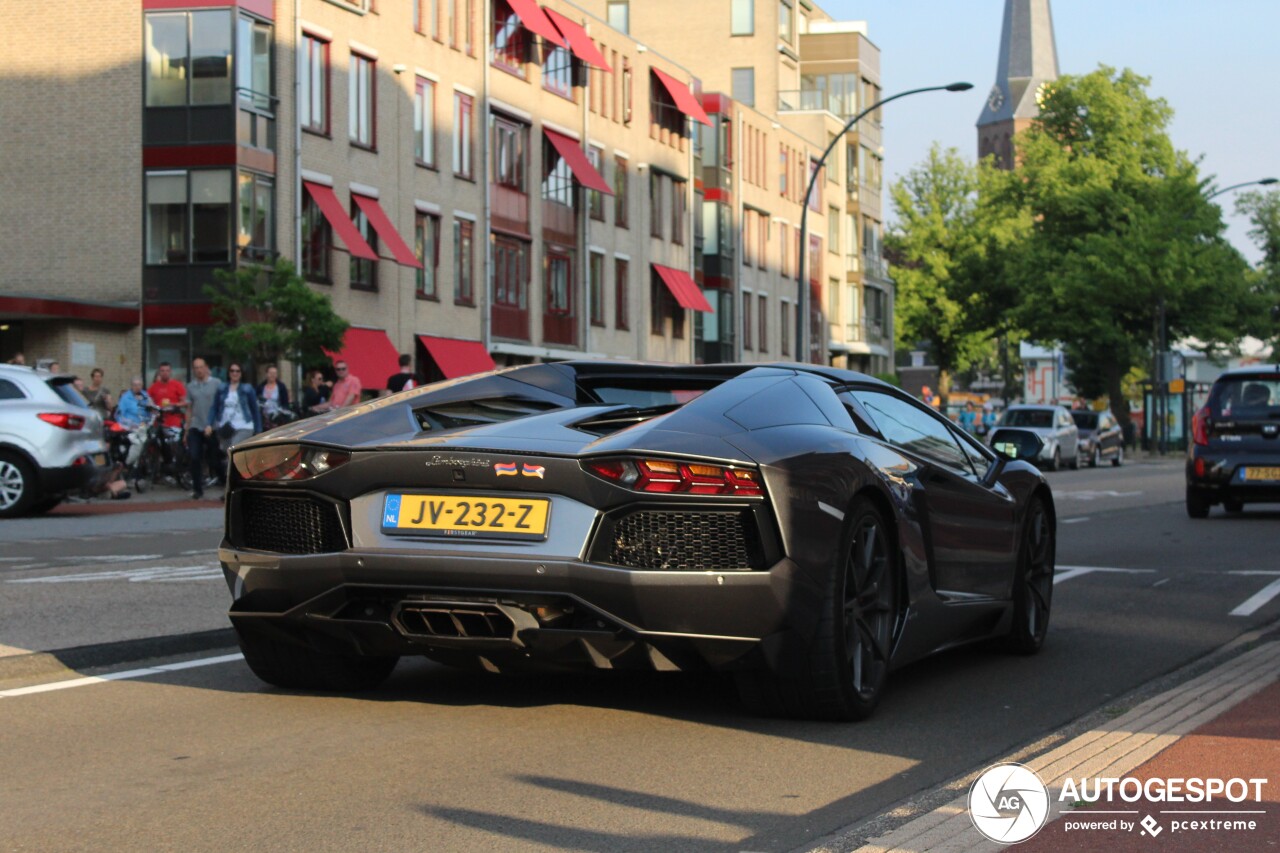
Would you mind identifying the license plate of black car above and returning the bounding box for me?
[381,493,550,540]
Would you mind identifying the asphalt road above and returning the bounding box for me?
[1,460,1278,852]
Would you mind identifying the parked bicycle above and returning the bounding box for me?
[127,404,192,492]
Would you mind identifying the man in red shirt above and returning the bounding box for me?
[325,360,363,410]
[148,361,188,428]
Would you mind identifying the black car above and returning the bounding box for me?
[1071,409,1125,468]
[220,362,1055,720]
[1187,367,1280,517]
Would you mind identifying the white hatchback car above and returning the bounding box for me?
[0,365,107,516]
[996,404,1080,471]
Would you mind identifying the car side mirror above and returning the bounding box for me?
[983,428,1046,487]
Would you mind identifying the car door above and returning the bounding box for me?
[1098,412,1120,458]
[849,387,1019,599]
[1056,408,1078,462]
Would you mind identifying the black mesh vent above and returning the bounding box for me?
[239,491,347,554]
[604,510,757,571]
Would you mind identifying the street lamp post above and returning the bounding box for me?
[1154,176,1277,453]
[795,82,973,364]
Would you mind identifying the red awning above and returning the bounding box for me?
[543,8,612,71]
[543,129,614,195]
[326,327,401,391]
[353,194,423,268]
[417,335,496,379]
[651,68,712,126]
[505,0,566,47]
[303,181,377,261]
[652,264,714,312]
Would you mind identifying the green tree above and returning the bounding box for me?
[1236,188,1280,349]
[1002,66,1252,426]
[887,144,1029,403]
[203,259,349,375]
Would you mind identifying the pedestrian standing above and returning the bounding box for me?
[256,364,291,427]
[960,401,977,433]
[324,360,362,410]
[207,363,262,462]
[148,362,188,429]
[301,370,330,415]
[382,353,417,396]
[84,368,114,420]
[186,357,223,499]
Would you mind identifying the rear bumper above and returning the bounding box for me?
[39,462,95,496]
[1186,452,1280,503]
[220,546,803,671]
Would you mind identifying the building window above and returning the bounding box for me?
[607,0,629,34]
[492,115,528,192]
[301,192,331,282]
[237,171,273,260]
[730,0,754,35]
[731,68,755,107]
[650,74,684,139]
[453,92,474,177]
[493,235,529,312]
[547,250,573,316]
[415,212,441,299]
[349,53,375,148]
[758,294,768,353]
[779,145,788,197]
[588,146,606,221]
[614,156,629,227]
[615,257,630,330]
[780,301,790,356]
[589,252,606,326]
[829,206,840,253]
[542,137,574,207]
[349,200,377,290]
[742,290,753,350]
[145,10,232,107]
[742,209,754,267]
[493,0,528,74]
[808,158,822,211]
[145,169,232,265]
[649,172,663,238]
[414,77,436,167]
[454,218,475,303]
[543,43,573,98]
[779,0,794,44]
[300,34,329,134]
[650,274,682,338]
[236,16,273,110]
[671,179,686,245]
[621,58,633,124]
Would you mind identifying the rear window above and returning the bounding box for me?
[48,378,89,408]
[1208,375,1280,419]
[1003,409,1054,428]
[1071,411,1099,429]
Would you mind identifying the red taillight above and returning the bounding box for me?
[1194,457,1206,478]
[105,420,128,434]
[585,457,763,497]
[1192,405,1211,447]
[37,412,85,431]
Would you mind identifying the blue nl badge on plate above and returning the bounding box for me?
[383,494,402,527]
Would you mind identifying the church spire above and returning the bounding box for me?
[977,0,1059,167]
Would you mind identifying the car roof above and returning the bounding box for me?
[1214,366,1280,379]
[1006,403,1060,411]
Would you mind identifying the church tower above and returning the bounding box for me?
[977,0,1059,169]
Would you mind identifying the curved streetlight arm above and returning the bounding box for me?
[1205,178,1277,201]
[796,82,973,363]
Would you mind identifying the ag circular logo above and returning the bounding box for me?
[968,763,1051,844]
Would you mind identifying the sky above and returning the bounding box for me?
[822,0,1280,264]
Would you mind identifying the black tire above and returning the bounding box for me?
[0,452,36,519]
[737,498,899,721]
[237,632,399,692]
[1047,448,1060,472]
[1069,449,1080,470]
[1111,446,1124,467]
[29,496,64,515]
[1090,446,1101,468]
[1004,495,1054,654]
[1186,485,1211,519]
[1222,497,1244,514]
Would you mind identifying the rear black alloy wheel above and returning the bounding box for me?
[842,508,897,711]
[1090,446,1101,468]
[1186,485,1211,519]
[0,452,35,518]
[1004,496,1054,654]
[237,632,399,692]
[1048,448,1060,472]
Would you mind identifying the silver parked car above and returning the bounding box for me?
[996,404,1080,471]
[0,365,107,516]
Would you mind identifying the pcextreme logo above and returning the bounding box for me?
[968,763,1051,844]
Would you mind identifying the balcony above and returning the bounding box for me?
[778,90,857,118]
[862,251,888,280]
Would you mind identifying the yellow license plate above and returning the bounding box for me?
[93,454,108,466]
[1243,467,1280,481]
[382,494,550,540]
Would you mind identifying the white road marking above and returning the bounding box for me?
[0,653,244,699]
[1054,565,1158,584]
[1061,517,1091,524]
[1227,572,1280,617]
[7,564,223,584]
[1054,490,1143,501]
[0,557,36,562]
[73,554,163,563]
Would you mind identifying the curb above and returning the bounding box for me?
[0,628,237,683]
[804,624,1280,853]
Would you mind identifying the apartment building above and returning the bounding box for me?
[4,0,716,390]
[581,0,895,374]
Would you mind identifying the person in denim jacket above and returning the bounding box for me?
[207,363,262,453]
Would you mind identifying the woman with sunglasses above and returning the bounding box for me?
[207,362,263,453]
